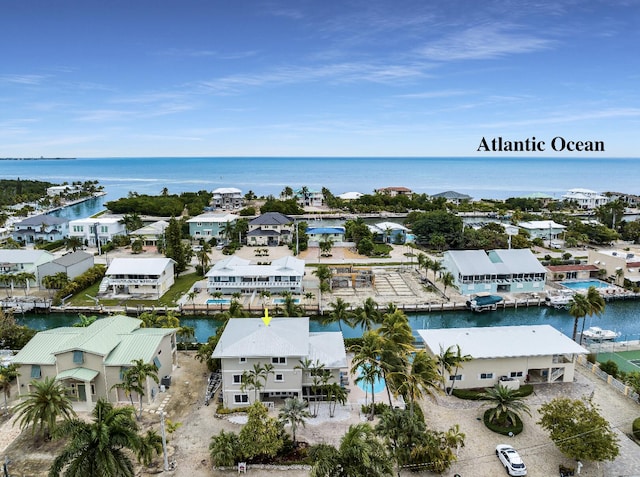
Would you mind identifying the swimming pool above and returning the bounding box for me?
[560,280,610,290]
[356,365,386,394]
[272,298,301,304]
[206,298,232,304]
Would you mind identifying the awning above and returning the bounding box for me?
[56,367,99,382]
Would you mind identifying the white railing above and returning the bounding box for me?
[107,278,159,285]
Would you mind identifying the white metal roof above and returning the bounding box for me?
[518,220,566,230]
[488,249,547,274]
[445,250,495,276]
[308,332,347,368]
[206,255,305,277]
[212,318,310,358]
[106,257,174,276]
[187,213,239,223]
[0,249,54,264]
[212,187,242,194]
[417,325,588,359]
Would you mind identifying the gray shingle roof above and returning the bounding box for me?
[15,214,68,226]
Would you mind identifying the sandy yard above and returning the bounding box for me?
[3,351,640,477]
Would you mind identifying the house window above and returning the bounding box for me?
[31,365,41,379]
[153,357,161,369]
[271,357,286,365]
[233,375,242,384]
[91,384,96,395]
[480,373,493,379]
[275,374,284,382]
[120,367,130,380]
[73,350,84,364]
[448,374,462,381]
[239,357,247,363]
[510,371,524,378]
[234,394,249,404]
[100,226,108,233]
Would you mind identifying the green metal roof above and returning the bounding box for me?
[58,315,141,355]
[56,367,99,382]
[104,333,172,366]
[12,328,79,364]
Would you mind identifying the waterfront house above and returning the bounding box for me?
[516,220,566,241]
[588,249,640,285]
[46,185,82,197]
[374,186,413,199]
[212,187,244,210]
[418,325,587,390]
[102,257,175,298]
[212,317,346,409]
[562,188,609,209]
[11,214,70,244]
[306,226,346,244]
[442,248,547,295]
[337,191,364,201]
[37,251,94,287]
[187,213,238,242]
[0,249,55,290]
[12,315,177,409]
[369,221,410,244]
[206,255,305,295]
[431,190,472,204]
[68,217,126,248]
[545,264,600,282]
[130,220,169,247]
[247,212,294,246]
[294,187,324,207]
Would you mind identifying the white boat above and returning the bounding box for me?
[582,326,620,342]
[545,291,575,309]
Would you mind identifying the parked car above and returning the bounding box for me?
[496,444,527,476]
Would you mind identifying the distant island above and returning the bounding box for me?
[0,157,76,160]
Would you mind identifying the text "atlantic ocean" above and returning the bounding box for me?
[477,136,604,152]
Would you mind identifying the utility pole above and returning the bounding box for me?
[160,410,169,471]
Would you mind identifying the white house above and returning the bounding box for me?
[102,258,175,298]
[212,187,244,210]
[368,221,410,244]
[69,217,126,248]
[337,191,364,201]
[247,212,294,246]
[418,325,588,390]
[442,248,547,295]
[517,220,566,240]
[294,188,324,207]
[46,185,81,197]
[0,250,55,289]
[130,220,169,247]
[11,214,70,244]
[206,255,305,295]
[212,317,346,409]
[562,188,609,209]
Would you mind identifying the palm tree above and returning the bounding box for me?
[16,271,36,295]
[241,363,274,403]
[569,292,590,342]
[14,376,76,439]
[323,297,352,332]
[576,286,606,344]
[197,248,211,273]
[446,345,472,395]
[480,384,531,427]
[375,407,426,475]
[325,383,348,418]
[429,260,444,282]
[295,358,325,416]
[279,397,311,445]
[72,313,97,327]
[136,429,163,467]
[391,350,440,417]
[0,363,19,414]
[439,271,455,298]
[209,429,241,467]
[42,272,70,297]
[111,368,144,410]
[338,423,393,476]
[275,291,303,317]
[351,331,383,420]
[377,310,415,405]
[127,359,160,419]
[49,399,141,477]
[352,297,380,332]
[65,236,84,252]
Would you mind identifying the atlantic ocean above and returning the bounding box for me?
[1,156,638,206]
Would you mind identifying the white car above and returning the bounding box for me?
[496,444,527,476]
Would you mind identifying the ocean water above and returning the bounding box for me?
[1,157,639,207]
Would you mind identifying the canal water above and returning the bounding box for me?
[15,300,640,344]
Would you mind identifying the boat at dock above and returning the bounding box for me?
[582,326,621,342]
[466,294,503,312]
[545,291,575,309]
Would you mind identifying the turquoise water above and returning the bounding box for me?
[273,298,301,304]
[14,299,640,344]
[206,299,231,305]
[356,365,386,394]
[561,280,610,290]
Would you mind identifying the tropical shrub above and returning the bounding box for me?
[483,409,523,435]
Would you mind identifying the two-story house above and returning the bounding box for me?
[212,317,346,409]
[247,212,294,246]
[102,257,175,298]
[212,187,244,210]
[374,186,413,199]
[562,188,609,209]
[11,214,70,244]
[206,255,305,295]
[68,217,126,248]
[187,213,239,242]
[12,315,177,409]
[0,249,55,290]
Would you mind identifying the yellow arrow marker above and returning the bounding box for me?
[261,308,272,326]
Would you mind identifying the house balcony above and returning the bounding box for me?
[207,280,301,289]
[107,278,159,286]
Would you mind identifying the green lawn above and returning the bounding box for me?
[67,272,202,308]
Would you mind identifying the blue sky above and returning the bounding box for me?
[1,0,639,157]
